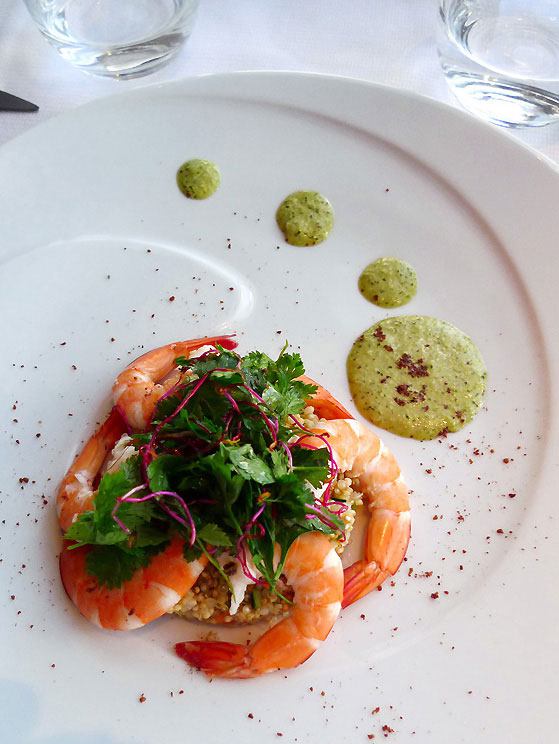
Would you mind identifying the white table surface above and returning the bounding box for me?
[2,0,559,162]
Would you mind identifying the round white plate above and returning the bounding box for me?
[1,72,558,744]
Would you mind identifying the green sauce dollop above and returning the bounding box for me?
[276,191,334,246]
[347,316,487,440]
[176,159,220,200]
[358,257,417,308]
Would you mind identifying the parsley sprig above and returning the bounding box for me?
[65,344,345,592]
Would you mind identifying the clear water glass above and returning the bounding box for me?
[23,0,199,79]
[438,1,559,128]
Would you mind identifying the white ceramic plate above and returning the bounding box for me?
[1,72,558,744]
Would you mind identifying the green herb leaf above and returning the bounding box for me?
[270,448,289,478]
[226,443,274,485]
[291,447,330,487]
[85,543,167,589]
[197,523,232,547]
[65,342,345,595]
[64,512,96,546]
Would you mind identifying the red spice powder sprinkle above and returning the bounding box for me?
[396,353,429,378]
[247,713,254,719]
[373,327,386,342]
[372,707,381,715]
[431,592,439,599]
[138,694,146,703]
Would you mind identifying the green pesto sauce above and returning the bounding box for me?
[347,316,487,440]
[276,191,334,246]
[176,159,220,200]
[358,257,417,308]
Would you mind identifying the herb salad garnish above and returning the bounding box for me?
[64,345,347,595]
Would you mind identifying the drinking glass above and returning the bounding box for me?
[437,1,559,127]
[23,0,199,79]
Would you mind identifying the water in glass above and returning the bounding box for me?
[438,0,559,127]
[24,0,199,79]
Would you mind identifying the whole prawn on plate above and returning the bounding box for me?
[57,335,410,678]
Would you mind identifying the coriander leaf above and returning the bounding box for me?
[94,461,141,525]
[262,379,317,419]
[197,448,245,508]
[291,447,330,487]
[240,350,273,389]
[270,474,313,519]
[197,523,232,547]
[304,508,345,534]
[85,543,167,589]
[275,351,305,383]
[226,443,274,485]
[183,543,203,562]
[270,448,288,478]
[208,370,244,385]
[134,524,171,548]
[147,454,185,492]
[120,456,141,484]
[177,349,240,376]
[64,512,96,546]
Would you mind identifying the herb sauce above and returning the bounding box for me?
[347,316,487,440]
[276,191,334,246]
[176,159,220,200]
[358,257,417,308]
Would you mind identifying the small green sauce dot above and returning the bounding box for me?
[347,315,487,440]
[358,257,417,308]
[176,159,220,200]
[276,191,334,246]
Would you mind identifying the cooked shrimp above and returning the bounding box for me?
[113,335,237,431]
[60,536,207,630]
[306,418,411,608]
[302,375,353,420]
[175,531,343,678]
[58,407,208,630]
[57,407,126,532]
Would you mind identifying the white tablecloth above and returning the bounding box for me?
[2,0,559,162]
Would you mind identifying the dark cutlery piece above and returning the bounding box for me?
[0,91,39,112]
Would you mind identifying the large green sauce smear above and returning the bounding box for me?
[358,257,417,308]
[176,159,220,200]
[347,316,487,440]
[276,191,334,246]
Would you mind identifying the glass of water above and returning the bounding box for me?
[438,1,559,127]
[23,0,199,79]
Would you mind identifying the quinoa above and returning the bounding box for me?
[173,566,293,624]
[329,473,363,554]
[298,406,364,554]
[171,406,364,624]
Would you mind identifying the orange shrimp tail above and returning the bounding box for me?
[177,334,237,353]
[175,641,249,678]
[213,335,237,351]
[301,375,353,420]
[342,560,388,608]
